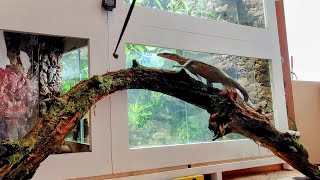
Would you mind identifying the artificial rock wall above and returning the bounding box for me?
[214,0,265,28]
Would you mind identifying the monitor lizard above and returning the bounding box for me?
[157,53,250,103]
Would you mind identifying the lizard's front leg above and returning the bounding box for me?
[219,88,238,102]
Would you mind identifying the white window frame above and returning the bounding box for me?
[0,0,112,179]
[108,0,288,173]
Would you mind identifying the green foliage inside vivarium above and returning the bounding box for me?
[124,0,265,28]
[61,47,90,145]
[61,47,89,93]
[125,44,247,148]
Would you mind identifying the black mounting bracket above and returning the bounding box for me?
[102,0,116,11]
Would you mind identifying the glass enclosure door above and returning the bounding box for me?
[108,0,288,173]
[125,44,274,149]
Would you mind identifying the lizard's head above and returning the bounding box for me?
[157,53,188,65]
[157,53,184,59]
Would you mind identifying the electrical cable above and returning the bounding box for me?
[113,0,136,59]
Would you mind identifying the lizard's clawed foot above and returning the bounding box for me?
[208,113,229,141]
[219,89,228,96]
[209,113,219,127]
[219,89,238,101]
[211,123,227,141]
[210,113,219,119]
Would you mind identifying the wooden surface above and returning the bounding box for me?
[73,156,277,180]
[223,164,283,177]
[74,163,308,180]
[224,169,306,180]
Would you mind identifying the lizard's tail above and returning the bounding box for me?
[231,80,249,102]
[157,53,188,65]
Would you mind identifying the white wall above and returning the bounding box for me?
[292,81,320,164]
[284,0,320,82]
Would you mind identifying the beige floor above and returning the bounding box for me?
[224,170,307,180]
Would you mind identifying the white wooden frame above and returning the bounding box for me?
[109,0,288,173]
[116,157,284,180]
[0,0,112,179]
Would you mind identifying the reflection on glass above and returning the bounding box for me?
[0,30,90,153]
[124,0,265,28]
[61,47,90,145]
[126,43,273,148]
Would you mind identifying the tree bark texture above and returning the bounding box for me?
[0,61,319,179]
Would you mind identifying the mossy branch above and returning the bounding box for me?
[0,61,319,179]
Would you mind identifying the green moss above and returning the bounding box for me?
[64,101,76,114]
[93,75,104,82]
[88,75,113,92]
[50,111,57,117]
[292,138,309,157]
[89,75,103,88]
[44,75,114,135]
[17,139,33,147]
[99,77,113,91]
[114,79,124,86]
[17,138,35,151]
[88,92,96,102]
[56,98,67,108]
[9,153,23,164]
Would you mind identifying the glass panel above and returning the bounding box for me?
[124,0,265,28]
[125,43,273,148]
[61,47,90,145]
[0,30,90,153]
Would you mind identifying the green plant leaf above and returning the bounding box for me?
[154,0,165,11]
[145,46,157,51]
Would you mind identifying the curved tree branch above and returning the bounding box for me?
[0,61,319,179]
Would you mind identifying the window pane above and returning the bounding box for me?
[124,0,265,28]
[126,43,273,148]
[61,47,90,146]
